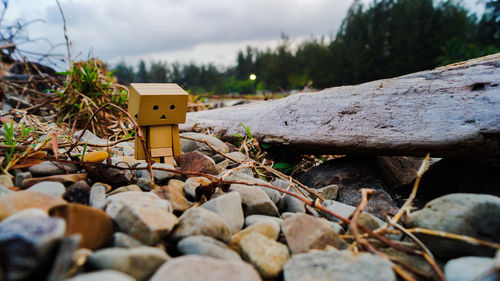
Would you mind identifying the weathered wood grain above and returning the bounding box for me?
[181,54,500,157]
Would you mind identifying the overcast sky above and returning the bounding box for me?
[3,0,483,69]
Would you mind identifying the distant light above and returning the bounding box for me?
[249,74,257,80]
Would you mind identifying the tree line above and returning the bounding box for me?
[113,0,500,94]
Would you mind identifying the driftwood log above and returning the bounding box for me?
[181,54,500,157]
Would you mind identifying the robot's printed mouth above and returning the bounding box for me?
[160,114,166,119]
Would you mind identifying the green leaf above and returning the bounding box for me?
[273,162,293,172]
[240,122,253,139]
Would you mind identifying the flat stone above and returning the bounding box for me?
[87,165,134,188]
[46,235,81,281]
[321,200,384,231]
[316,184,339,200]
[229,220,280,251]
[115,204,179,245]
[136,178,153,191]
[0,174,13,188]
[2,208,48,223]
[224,151,249,164]
[153,183,192,212]
[108,184,141,195]
[66,270,135,281]
[49,203,113,250]
[0,217,66,281]
[150,255,261,281]
[177,235,241,260]
[284,250,396,281]
[29,161,78,176]
[176,151,220,176]
[82,151,109,163]
[245,215,284,227]
[407,193,500,259]
[112,232,143,248]
[14,172,31,188]
[136,163,177,184]
[180,132,229,157]
[63,180,91,204]
[88,246,169,281]
[445,256,498,281]
[282,213,348,254]
[226,172,281,204]
[106,191,172,219]
[22,173,88,188]
[169,207,231,243]
[89,184,107,210]
[239,233,289,279]
[229,184,279,217]
[183,177,212,200]
[0,191,66,220]
[201,192,244,233]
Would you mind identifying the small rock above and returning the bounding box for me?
[25,181,66,198]
[14,172,31,188]
[229,220,280,251]
[108,184,142,195]
[0,174,13,187]
[224,151,249,164]
[282,213,348,254]
[321,200,384,230]
[229,184,279,217]
[46,235,81,281]
[150,255,261,281]
[445,256,498,281]
[106,191,172,219]
[176,151,220,176]
[407,193,500,259]
[201,192,244,233]
[66,270,135,281]
[73,130,107,145]
[153,183,192,212]
[0,191,66,220]
[29,161,78,177]
[167,179,185,193]
[183,176,212,200]
[88,165,134,188]
[226,172,281,204]
[2,208,48,223]
[136,163,177,184]
[316,184,339,200]
[49,203,114,250]
[115,204,179,245]
[245,215,284,227]
[22,173,88,188]
[0,184,13,196]
[88,246,169,281]
[180,132,229,156]
[82,151,109,163]
[177,235,241,260]
[136,177,153,191]
[169,207,231,243]
[63,180,91,204]
[89,184,107,210]
[112,232,143,248]
[284,249,396,281]
[239,233,289,279]
[0,217,66,281]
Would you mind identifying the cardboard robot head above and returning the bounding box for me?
[128,83,189,126]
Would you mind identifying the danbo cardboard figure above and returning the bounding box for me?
[128,83,188,165]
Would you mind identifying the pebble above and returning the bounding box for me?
[176,151,220,175]
[282,213,348,254]
[239,232,289,279]
[112,232,144,248]
[183,176,212,200]
[136,177,153,191]
[29,161,78,176]
[115,204,179,245]
[25,181,65,198]
[89,184,107,210]
[445,256,498,281]
[0,217,66,281]
[245,214,284,227]
[229,220,280,251]
[0,174,14,187]
[63,180,91,204]
[2,208,48,223]
[49,203,114,250]
[107,184,142,195]
[106,191,172,219]
[316,184,339,200]
[177,235,241,260]
[22,173,87,188]
[87,246,169,281]
[284,249,396,281]
[82,151,109,163]
[153,183,192,212]
[14,172,31,187]
[321,200,384,230]
[73,130,107,145]
[46,235,81,281]
[66,270,136,281]
[229,184,279,217]
[150,255,261,281]
[0,184,13,196]
[407,193,500,259]
[136,163,177,184]
[180,132,229,156]
[0,190,66,220]
[201,191,244,233]
[226,172,281,204]
[169,207,232,243]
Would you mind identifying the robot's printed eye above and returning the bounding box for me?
[170,105,175,110]
[153,105,159,110]
[134,113,138,119]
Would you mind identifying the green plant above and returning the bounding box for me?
[2,121,17,166]
[273,162,293,173]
